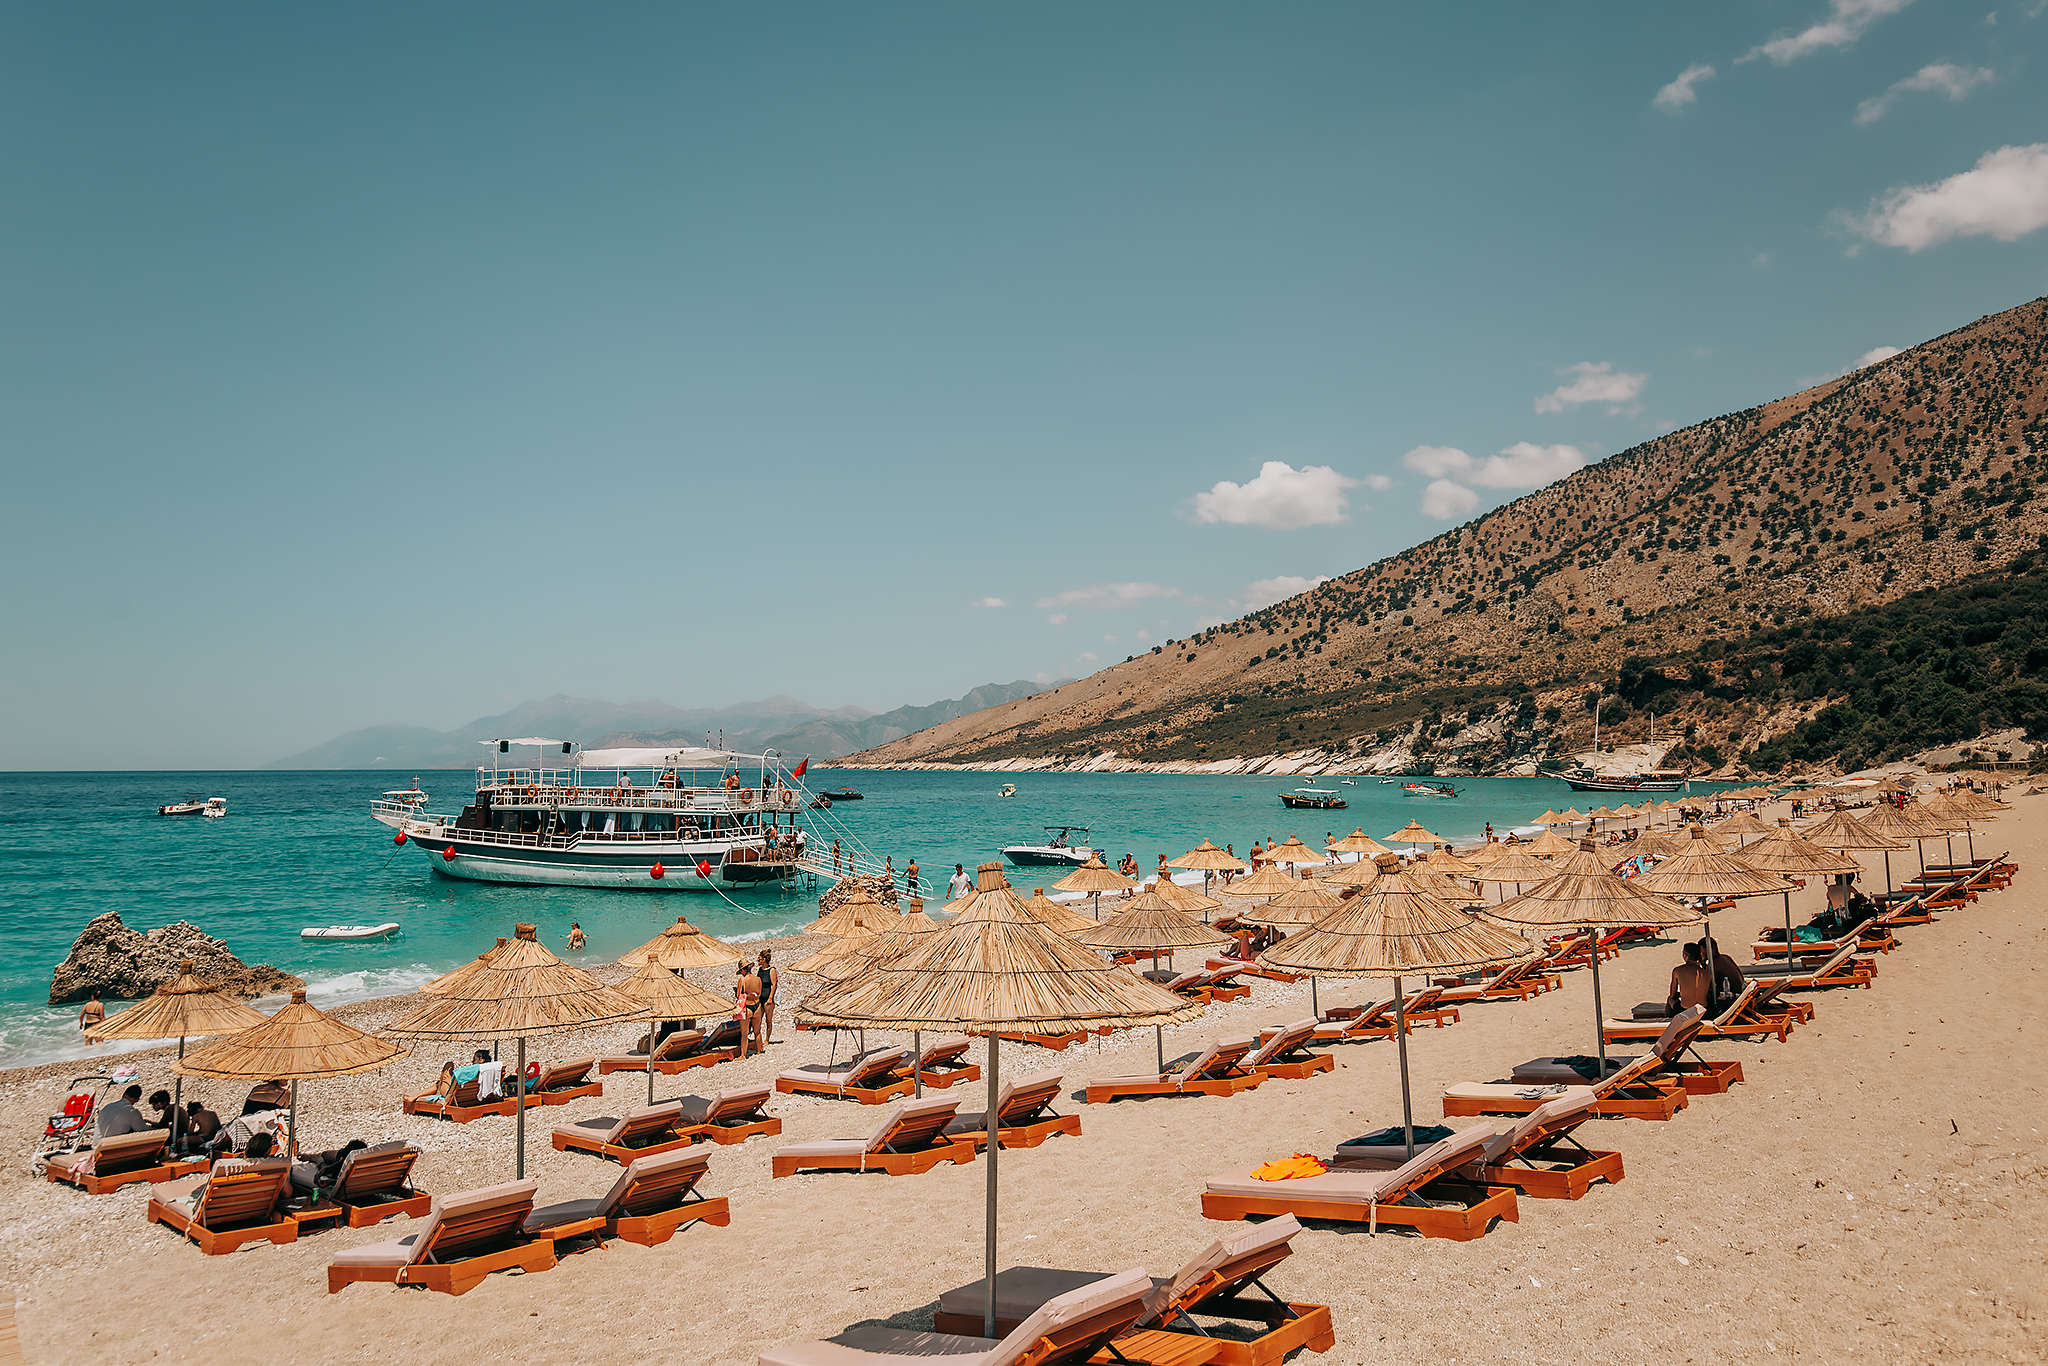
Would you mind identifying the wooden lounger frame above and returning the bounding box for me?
[528,1059,605,1104]
[45,1142,207,1196]
[1202,1174,1517,1242]
[552,1113,698,1164]
[769,1136,976,1179]
[774,1067,915,1105]
[1476,1118,1626,1201]
[598,1044,739,1077]
[1445,1079,1687,1122]
[1084,1041,1265,1104]
[146,1168,299,1256]
[912,1044,982,1090]
[327,1204,556,1296]
[401,1077,534,1124]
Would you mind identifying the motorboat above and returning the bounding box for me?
[1556,767,1690,793]
[997,784,1017,798]
[1402,782,1457,798]
[1002,825,1096,866]
[158,795,224,817]
[301,923,401,942]
[809,795,834,810]
[369,785,430,829]
[1339,779,1357,785]
[818,789,864,802]
[1278,788,1346,810]
[376,740,828,891]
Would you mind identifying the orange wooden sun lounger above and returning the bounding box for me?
[757,1267,1156,1366]
[599,1028,739,1077]
[1603,980,1801,1046]
[775,1045,915,1104]
[1084,1036,1265,1104]
[942,1071,1080,1149]
[1453,1094,1623,1200]
[44,1128,206,1195]
[673,1084,781,1145]
[551,1100,697,1163]
[146,1160,298,1255]
[298,1140,432,1228]
[932,1215,1335,1366]
[523,1146,729,1249]
[910,1037,982,1090]
[769,1095,977,1178]
[1310,986,1458,1042]
[1543,929,1619,971]
[327,1180,556,1295]
[1743,938,1878,991]
[528,1058,604,1104]
[1205,955,1299,986]
[1247,1019,1335,1080]
[1443,1006,1704,1121]
[402,1068,535,1123]
[1202,1125,1518,1241]
[1435,958,1561,1004]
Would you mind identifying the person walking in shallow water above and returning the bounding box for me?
[566,922,585,952]
[78,991,104,1036]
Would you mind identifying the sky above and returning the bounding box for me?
[6,2,2048,768]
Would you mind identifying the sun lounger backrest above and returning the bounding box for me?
[1650,1004,1707,1060]
[977,1267,1154,1366]
[1147,1214,1302,1319]
[997,1072,1065,1124]
[1748,978,1789,1011]
[1480,1093,1597,1163]
[1491,958,1532,986]
[1375,1125,1494,1195]
[871,1094,962,1152]
[1165,971,1204,993]
[544,1058,595,1086]
[1810,939,1861,977]
[617,1101,686,1144]
[607,1146,713,1218]
[848,1047,910,1086]
[918,1039,971,1067]
[332,1142,420,1201]
[1199,1036,1256,1078]
[1401,986,1444,1012]
[94,1127,170,1173]
[424,1180,539,1262]
[656,1030,706,1062]
[194,1162,290,1229]
[706,1084,773,1123]
[1250,1020,1316,1066]
[1710,980,1759,1026]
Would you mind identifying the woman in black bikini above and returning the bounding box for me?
[755,950,779,1046]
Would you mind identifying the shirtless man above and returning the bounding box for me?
[1666,942,1711,1014]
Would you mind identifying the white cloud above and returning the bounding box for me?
[1856,63,1994,124]
[1077,651,1099,664]
[1854,345,1904,367]
[1045,613,1068,626]
[1190,461,1362,530]
[1134,630,1151,642]
[1841,143,2048,250]
[1534,361,1648,414]
[1034,582,1181,613]
[1241,575,1332,610]
[1422,479,1481,520]
[1654,63,1716,111]
[970,596,1007,609]
[1403,441,1588,491]
[1744,0,1915,65]
[1362,473,1396,491]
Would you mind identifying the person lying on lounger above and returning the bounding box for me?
[292,1139,368,1196]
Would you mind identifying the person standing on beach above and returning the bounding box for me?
[755,950,779,1045]
[735,960,762,1057]
[948,864,971,899]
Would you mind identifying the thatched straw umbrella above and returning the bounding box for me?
[1321,853,1392,889]
[1238,878,1350,1016]
[1221,862,1301,900]
[175,990,406,1158]
[380,938,650,1177]
[1713,810,1776,846]
[1262,836,1328,868]
[1075,893,1231,1069]
[616,915,746,971]
[1053,855,1137,919]
[612,961,734,1104]
[1480,843,1703,1067]
[1022,888,1098,937]
[1797,809,1909,890]
[797,862,1201,1338]
[1147,876,1226,922]
[1522,827,1579,857]
[1531,809,1568,826]
[1470,848,1556,897]
[1632,828,1795,1006]
[84,961,271,1115]
[805,886,898,935]
[1920,789,2004,863]
[420,938,510,995]
[1737,818,1864,954]
[1858,800,1948,875]
[1261,883,1535,1157]
[1166,838,1246,896]
[1385,820,1446,852]
[1330,828,1393,861]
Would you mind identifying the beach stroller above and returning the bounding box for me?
[31,1074,112,1177]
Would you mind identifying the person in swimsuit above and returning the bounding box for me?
[735,961,762,1057]
[755,950,779,1046]
[566,922,586,951]
[78,991,105,1035]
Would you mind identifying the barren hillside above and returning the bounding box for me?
[845,295,2048,773]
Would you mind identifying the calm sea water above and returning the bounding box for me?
[0,768,1732,1070]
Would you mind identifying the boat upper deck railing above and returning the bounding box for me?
[471,770,802,811]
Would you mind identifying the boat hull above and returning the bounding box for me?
[1557,775,1689,792]
[413,834,799,891]
[1278,795,1346,810]
[1002,847,1095,867]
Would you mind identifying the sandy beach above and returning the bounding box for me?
[5,797,2043,1366]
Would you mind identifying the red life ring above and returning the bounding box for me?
[739,788,755,806]
[567,788,581,799]
[527,785,540,798]
[525,1061,542,1081]
[609,787,622,799]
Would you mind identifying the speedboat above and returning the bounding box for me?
[1278,788,1346,810]
[818,789,864,801]
[1402,782,1457,798]
[301,923,401,942]
[997,784,1017,798]
[1002,825,1096,866]
[1339,779,1357,785]
[158,795,224,817]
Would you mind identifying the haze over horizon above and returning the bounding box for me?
[6,4,2048,768]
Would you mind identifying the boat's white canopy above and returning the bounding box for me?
[575,745,758,771]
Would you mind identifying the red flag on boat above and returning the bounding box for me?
[792,756,809,779]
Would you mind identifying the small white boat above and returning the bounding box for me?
[997,784,1017,798]
[1339,779,1356,785]
[159,795,225,817]
[301,923,401,941]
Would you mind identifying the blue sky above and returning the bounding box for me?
[5,2,2048,768]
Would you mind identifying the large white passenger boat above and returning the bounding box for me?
[379,741,826,891]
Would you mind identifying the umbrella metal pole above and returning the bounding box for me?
[1155,1024,1164,1075]
[1883,851,1893,895]
[1782,892,1795,970]
[288,1079,298,1161]
[984,1034,1000,1340]
[1393,976,1415,1161]
[914,1030,923,1098]
[515,1037,527,1179]
[1310,978,1318,1020]
[174,1036,186,1119]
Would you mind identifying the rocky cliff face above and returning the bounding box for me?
[49,913,304,1005]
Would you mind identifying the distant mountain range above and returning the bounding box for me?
[264,681,1063,769]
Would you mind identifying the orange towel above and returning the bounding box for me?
[1249,1153,1328,1181]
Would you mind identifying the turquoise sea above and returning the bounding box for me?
[0,769,1736,1070]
